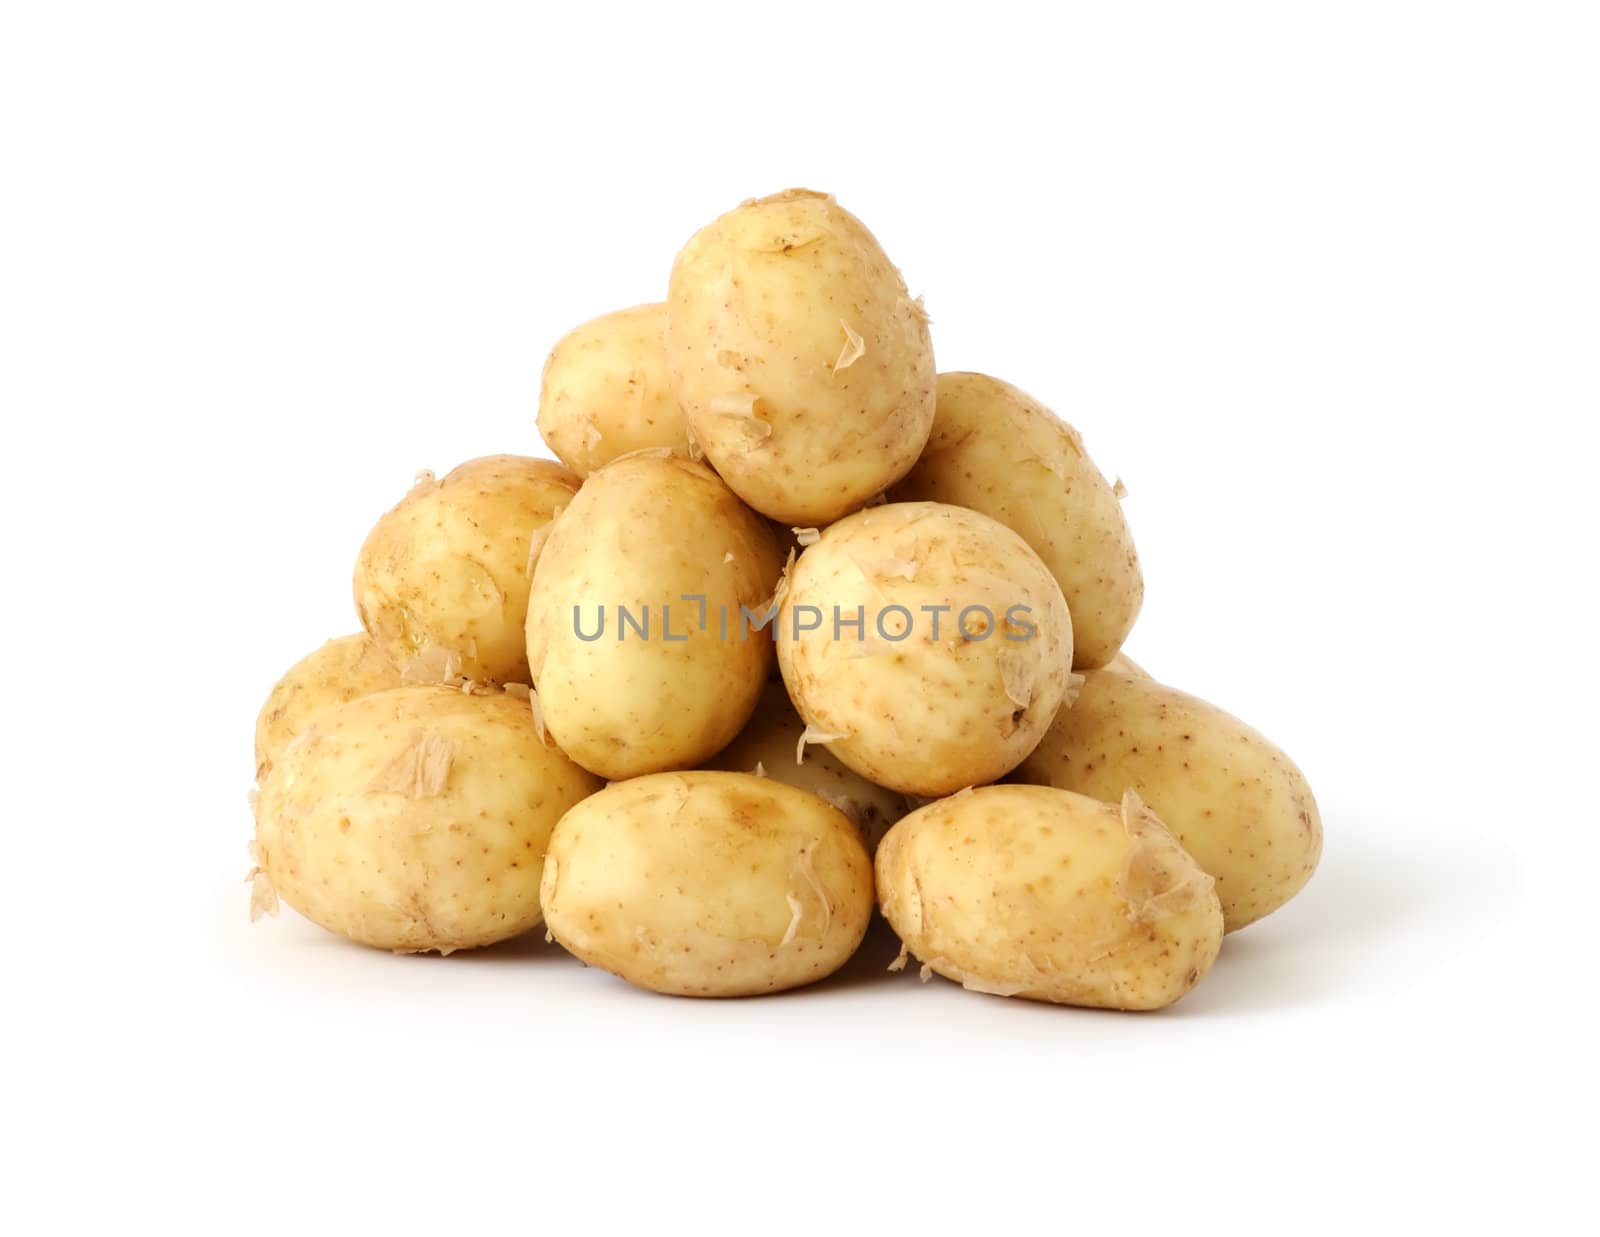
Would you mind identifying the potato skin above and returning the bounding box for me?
[254,633,403,781]
[1016,670,1322,932]
[891,373,1143,668]
[876,785,1222,1010]
[538,303,688,476]
[253,686,602,953]
[1103,650,1151,679]
[541,772,873,997]
[525,453,781,780]
[777,501,1073,796]
[705,681,908,855]
[354,455,580,685]
[666,189,936,525]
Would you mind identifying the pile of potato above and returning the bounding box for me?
[250,189,1322,1010]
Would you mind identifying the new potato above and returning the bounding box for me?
[525,452,781,780]
[254,633,403,781]
[666,189,936,525]
[778,501,1073,796]
[706,681,908,854]
[891,372,1143,669]
[541,771,873,996]
[876,784,1223,1010]
[538,303,689,476]
[252,686,602,953]
[1016,670,1322,931]
[354,455,580,684]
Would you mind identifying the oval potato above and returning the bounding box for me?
[541,771,873,996]
[537,303,689,476]
[254,633,403,781]
[891,372,1143,668]
[354,455,580,684]
[525,452,780,779]
[666,189,936,525]
[705,681,908,854]
[1016,670,1322,931]
[777,501,1073,796]
[876,784,1222,1010]
[252,686,602,953]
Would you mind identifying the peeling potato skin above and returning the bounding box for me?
[541,772,873,997]
[525,454,781,780]
[776,501,1073,797]
[666,188,936,525]
[1015,670,1323,932]
[876,785,1223,1010]
[253,686,603,953]
[254,633,404,782]
[890,373,1143,669]
[353,455,581,685]
[704,681,909,856]
[538,303,689,476]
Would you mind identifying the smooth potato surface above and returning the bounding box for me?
[777,502,1073,796]
[705,681,908,854]
[254,633,403,781]
[891,373,1142,668]
[253,686,602,953]
[876,784,1222,1010]
[541,772,873,996]
[525,453,781,779]
[354,455,580,684]
[538,303,688,476]
[1016,670,1322,931]
[666,189,936,524]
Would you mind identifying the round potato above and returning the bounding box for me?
[705,681,908,854]
[1016,670,1322,932]
[354,455,580,685]
[541,771,873,997]
[252,686,602,953]
[891,372,1143,668]
[525,452,781,780]
[777,501,1073,796]
[665,189,936,525]
[254,633,403,781]
[537,303,689,476]
[876,784,1222,1010]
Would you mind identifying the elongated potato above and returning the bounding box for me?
[251,686,602,953]
[541,772,873,996]
[777,501,1073,796]
[876,784,1222,1010]
[705,681,908,854]
[538,303,689,476]
[891,373,1142,668]
[1016,670,1322,931]
[354,455,580,684]
[254,633,404,781]
[525,452,780,779]
[666,189,936,525]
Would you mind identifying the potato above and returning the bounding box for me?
[705,681,908,854]
[876,784,1222,1010]
[1103,650,1151,679]
[777,501,1073,796]
[354,455,580,685]
[541,771,873,996]
[665,189,936,525]
[525,452,781,779]
[890,373,1143,668]
[537,303,689,476]
[251,685,602,953]
[254,633,403,781]
[1016,670,1322,931]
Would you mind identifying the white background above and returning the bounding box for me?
[3,2,1596,1232]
